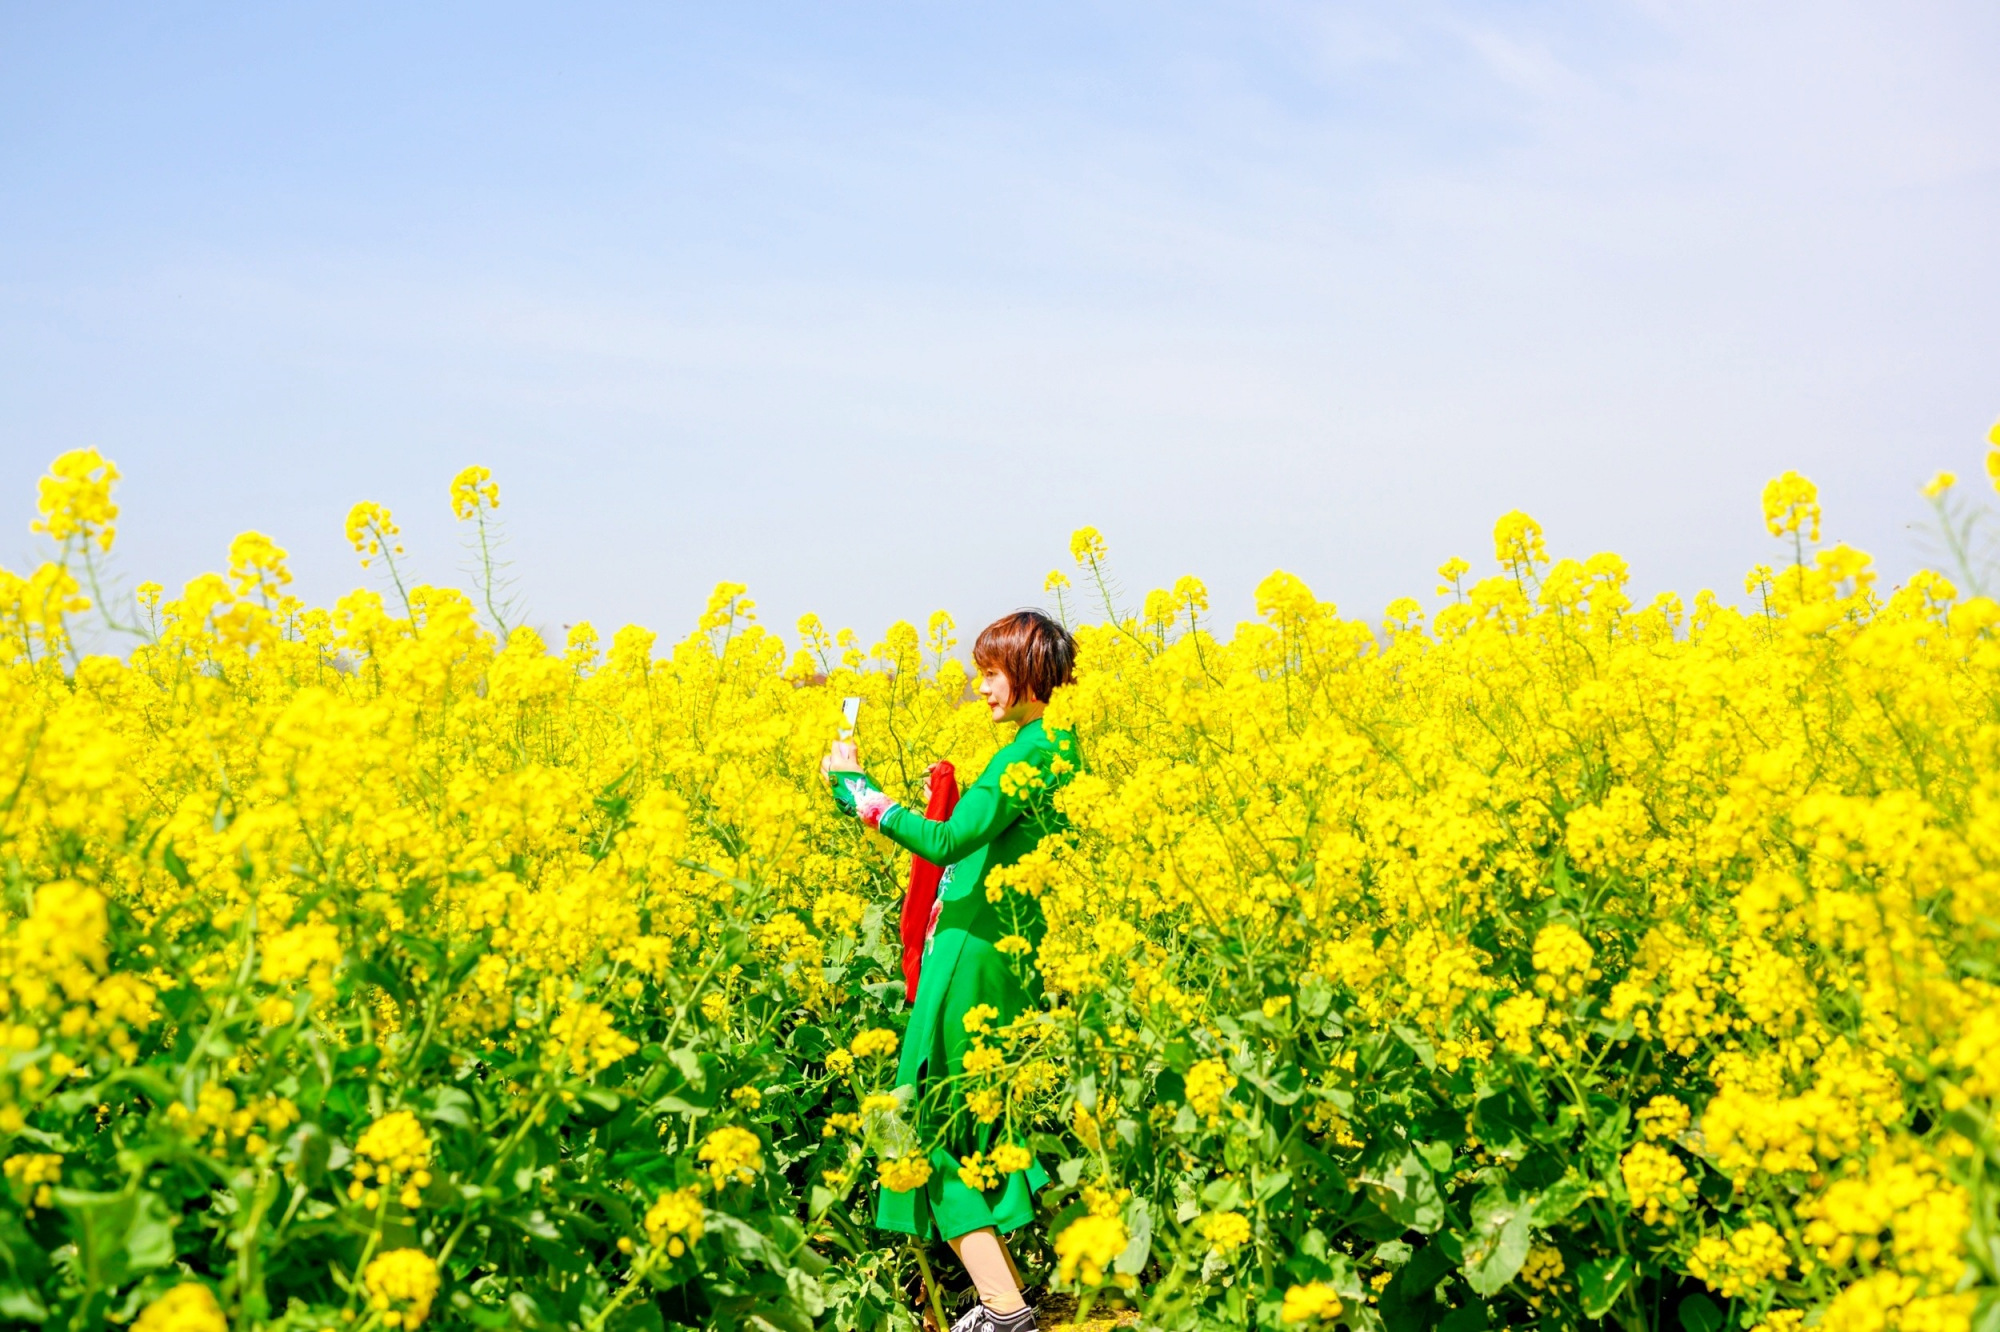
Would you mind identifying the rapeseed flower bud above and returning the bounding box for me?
[1687,1222,1789,1298]
[1762,470,1821,542]
[259,922,342,1002]
[1520,1243,1564,1290]
[958,1152,998,1190]
[962,1046,1005,1076]
[697,1126,762,1188]
[1278,1283,1344,1324]
[1185,1059,1235,1119]
[849,1029,898,1059]
[132,1283,228,1332]
[1054,1213,1126,1286]
[1493,510,1548,570]
[1492,993,1547,1056]
[644,1186,704,1257]
[1531,923,1595,999]
[1621,1143,1697,1224]
[226,531,292,600]
[354,1111,432,1209]
[1196,1209,1251,1257]
[989,1143,1031,1174]
[343,500,402,567]
[363,1248,439,1329]
[32,448,120,551]
[878,1156,932,1192]
[448,465,500,519]
[3,1153,60,1210]
[1637,1096,1691,1141]
[548,1001,638,1075]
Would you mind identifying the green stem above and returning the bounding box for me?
[474,507,507,640]
[911,1240,948,1332]
[583,1249,660,1332]
[435,1085,555,1267]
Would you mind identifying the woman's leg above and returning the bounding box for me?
[946,1228,1027,1316]
[999,1238,1024,1290]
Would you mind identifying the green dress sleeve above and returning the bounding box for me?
[825,764,1023,864]
[876,782,1017,866]
[826,728,1062,865]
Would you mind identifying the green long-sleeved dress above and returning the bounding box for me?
[828,717,1075,1241]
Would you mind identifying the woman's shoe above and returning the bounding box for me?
[986,1306,1038,1332]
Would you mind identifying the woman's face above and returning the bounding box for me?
[978,665,1023,722]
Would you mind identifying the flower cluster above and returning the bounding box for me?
[2,444,1999,1330]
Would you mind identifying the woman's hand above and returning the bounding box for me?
[822,740,862,775]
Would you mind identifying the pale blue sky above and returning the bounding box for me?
[2,2,1996,645]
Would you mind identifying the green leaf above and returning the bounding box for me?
[1200,1176,1247,1211]
[1392,1024,1437,1070]
[607,1298,666,1332]
[707,1213,784,1266]
[1440,1302,1490,1332]
[1415,1140,1454,1173]
[1320,1252,1367,1301]
[1113,1198,1152,1276]
[1370,1240,1413,1269]
[1578,1255,1635,1318]
[1461,1186,1535,1296]
[668,1047,705,1091]
[1473,1089,1537,1160]
[126,1191,179,1271]
[1242,1060,1304,1105]
[281,1122,332,1191]
[334,1043,381,1073]
[53,1187,177,1290]
[1680,1293,1723,1332]
[1360,1150,1445,1235]
[1970,1288,2000,1332]
[506,1209,562,1241]
[427,1086,477,1128]
[0,1284,48,1322]
[1532,1175,1592,1226]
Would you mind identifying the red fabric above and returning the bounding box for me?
[899,760,958,1003]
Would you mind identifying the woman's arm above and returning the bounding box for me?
[875,782,1015,866]
[824,738,1042,864]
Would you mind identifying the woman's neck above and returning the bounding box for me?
[1004,701,1046,727]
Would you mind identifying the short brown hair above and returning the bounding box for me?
[972,610,1076,704]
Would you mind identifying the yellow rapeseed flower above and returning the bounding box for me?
[363,1249,439,1329]
[132,1283,228,1332]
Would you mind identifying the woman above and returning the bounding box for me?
[823,609,1078,1332]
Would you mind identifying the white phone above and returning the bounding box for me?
[839,696,862,740]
